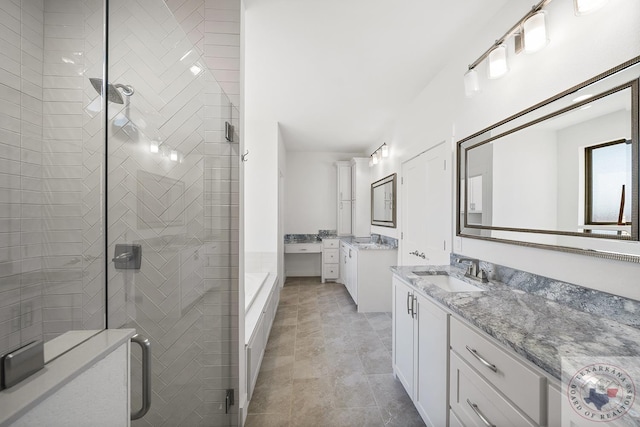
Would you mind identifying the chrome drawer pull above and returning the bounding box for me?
[406,292,412,315]
[467,399,495,427]
[465,345,497,372]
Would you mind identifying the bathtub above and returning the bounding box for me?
[245,272,269,312]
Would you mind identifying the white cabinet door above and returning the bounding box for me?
[393,277,414,396]
[338,164,351,200]
[415,293,449,427]
[401,142,450,265]
[338,200,352,235]
[348,246,358,303]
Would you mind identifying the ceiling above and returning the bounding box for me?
[244,0,512,152]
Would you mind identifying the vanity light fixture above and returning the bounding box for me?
[370,143,389,167]
[381,143,389,158]
[488,44,509,79]
[464,0,610,96]
[464,68,480,97]
[523,11,549,53]
[574,0,608,15]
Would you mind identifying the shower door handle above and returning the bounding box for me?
[131,334,152,420]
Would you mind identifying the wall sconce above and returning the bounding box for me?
[369,143,389,167]
[463,0,608,97]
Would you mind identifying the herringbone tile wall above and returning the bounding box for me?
[0,0,47,354]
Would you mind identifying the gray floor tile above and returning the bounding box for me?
[247,276,424,426]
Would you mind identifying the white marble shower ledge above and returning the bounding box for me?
[0,329,136,426]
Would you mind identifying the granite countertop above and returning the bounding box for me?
[391,265,640,381]
[284,235,322,244]
[340,237,397,251]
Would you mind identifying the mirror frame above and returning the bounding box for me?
[371,173,397,228]
[456,56,640,263]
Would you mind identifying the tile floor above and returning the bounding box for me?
[245,277,425,427]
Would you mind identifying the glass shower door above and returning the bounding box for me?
[106,1,239,425]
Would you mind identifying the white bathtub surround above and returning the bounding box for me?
[244,273,280,402]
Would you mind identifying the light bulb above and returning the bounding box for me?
[150,141,159,153]
[574,0,608,15]
[170,150,178,162]
[523,11,549,53]
[381,144,389,158]
[488,45,508,79]
[464,68,480,97]
[372,153,379,165]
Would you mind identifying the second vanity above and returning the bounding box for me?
[339,237,397,312]
[392,262,640,427]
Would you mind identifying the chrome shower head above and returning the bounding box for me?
[89,78,134,104]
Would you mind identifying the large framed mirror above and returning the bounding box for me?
[457,56,640,262]
[372,173,397,227]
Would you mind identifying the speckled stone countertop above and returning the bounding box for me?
[340,235,398,251]
[391,265,640,381]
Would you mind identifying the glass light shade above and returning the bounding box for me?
[464,68,480,97]
[523,11,549,53]
[381,144,389,158]
[372,153,379,165]
[170,150,178,162]
[149,141,159,153]
[487,45,508,79]
[369,157,374,167]
[574,0,608,15]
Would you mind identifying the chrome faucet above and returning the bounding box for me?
[455,257,488,282]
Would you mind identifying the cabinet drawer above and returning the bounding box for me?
[323,239,339,249]
[323,264,339,279]
[450,352,536,427]
[284,243,321,253]
[323,248,339,263]
[450,317,544,424]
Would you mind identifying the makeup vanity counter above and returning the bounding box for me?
[391,265,640,427]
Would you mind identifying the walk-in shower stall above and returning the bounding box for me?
[0,1,240,425]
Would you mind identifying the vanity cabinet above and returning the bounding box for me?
[392,277,449,427]
[336,161,352,235]
[392,274,550,427]
[341,242,396,312]
[321,238,339,283]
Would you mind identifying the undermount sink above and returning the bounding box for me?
[412,271,486,292]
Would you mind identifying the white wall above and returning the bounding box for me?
[244,120,278,254]
[284,151,362,234]
[365,0,640,300]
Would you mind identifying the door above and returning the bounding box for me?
[392,278,414,396]
[401,142,450,265]
[107,2,239,424]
